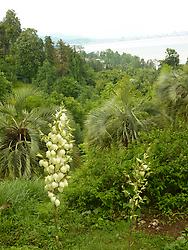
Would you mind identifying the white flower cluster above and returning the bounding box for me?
[39,107,73,207]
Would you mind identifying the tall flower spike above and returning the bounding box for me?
[39,106,73,207]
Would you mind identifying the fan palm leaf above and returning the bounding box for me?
[154,66,188,124]
[85,79,146,148]
[0,87,54,179]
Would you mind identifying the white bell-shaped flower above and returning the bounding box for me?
[51,182,58,189]
[46,141,53,149]
[40,106,73,207]
[54,199,60,207]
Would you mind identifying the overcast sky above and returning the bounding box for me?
[1,0,188,38]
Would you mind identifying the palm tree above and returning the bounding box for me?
[85,77,146,148]
[153,65,188,125]
[0,87,54,179]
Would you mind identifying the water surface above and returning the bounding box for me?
[83,35,188,63]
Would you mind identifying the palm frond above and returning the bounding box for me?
[0,87,52,179]
[85,84,145,148]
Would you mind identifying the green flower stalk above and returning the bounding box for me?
[127,153,150,220]
[39,106,74,207]
[123,152,150,250]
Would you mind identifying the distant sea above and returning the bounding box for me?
[83,35,188,63]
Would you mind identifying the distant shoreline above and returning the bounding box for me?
[50,31,188,46]
[48,32,188,63]
[81,35,188,63]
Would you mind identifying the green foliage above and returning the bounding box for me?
[63,145,146,219]
[85,76,147,147]
[145,65,188,128]
[142,127,188,214]
[164,238,188,250]
[95,69,126,93]
[55,39,71,76]
[0,179,46,210]
[44,36,56,65]
[63,96,85,125]
[0,54,17,81]
[53,76,82,98]
[98,49,146,70]
[0,72,12,101]
[64,125,188,218]
[33,60,57,93]
[0,179,57,249]
[160,48,180,68]
[55,40,95,85]
[13,28,44,82]
[0,87,54,179]
[0,9,21,56]
[131,67,158,94]
[0,179,172,249]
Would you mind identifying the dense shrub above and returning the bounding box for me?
[0,72,12,101]
[63,144,146,219]
[143,128,188,214]
[64,126,188,218]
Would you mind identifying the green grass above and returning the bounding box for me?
[0,179,178,250]
[63,221,172,250]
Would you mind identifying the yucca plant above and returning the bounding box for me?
[0,86,54,179]
[85,77,146,148]
[151,65,188,126]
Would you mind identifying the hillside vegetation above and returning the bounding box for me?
[0,10,187,250]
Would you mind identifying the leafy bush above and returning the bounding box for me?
[0,72,12,101]
[64,126,188,218]
[63,144,146,219]
[143,128,188,214]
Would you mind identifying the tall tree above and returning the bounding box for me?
[13,28,44,82]
[0,9,21,56]
[160,48,179,68]
[44,36,56,64]
[0,24,6,57]
[55,39,71,76]
[33,59,57,93]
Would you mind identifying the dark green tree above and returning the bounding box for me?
[160,48,179,68]
[0,23,6,57]
[33,59,57,93]
[13,28,44,82]
[0,9,21,56]
[44,36,56,64]
[56,39,71,76]
[53,76,81,98]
